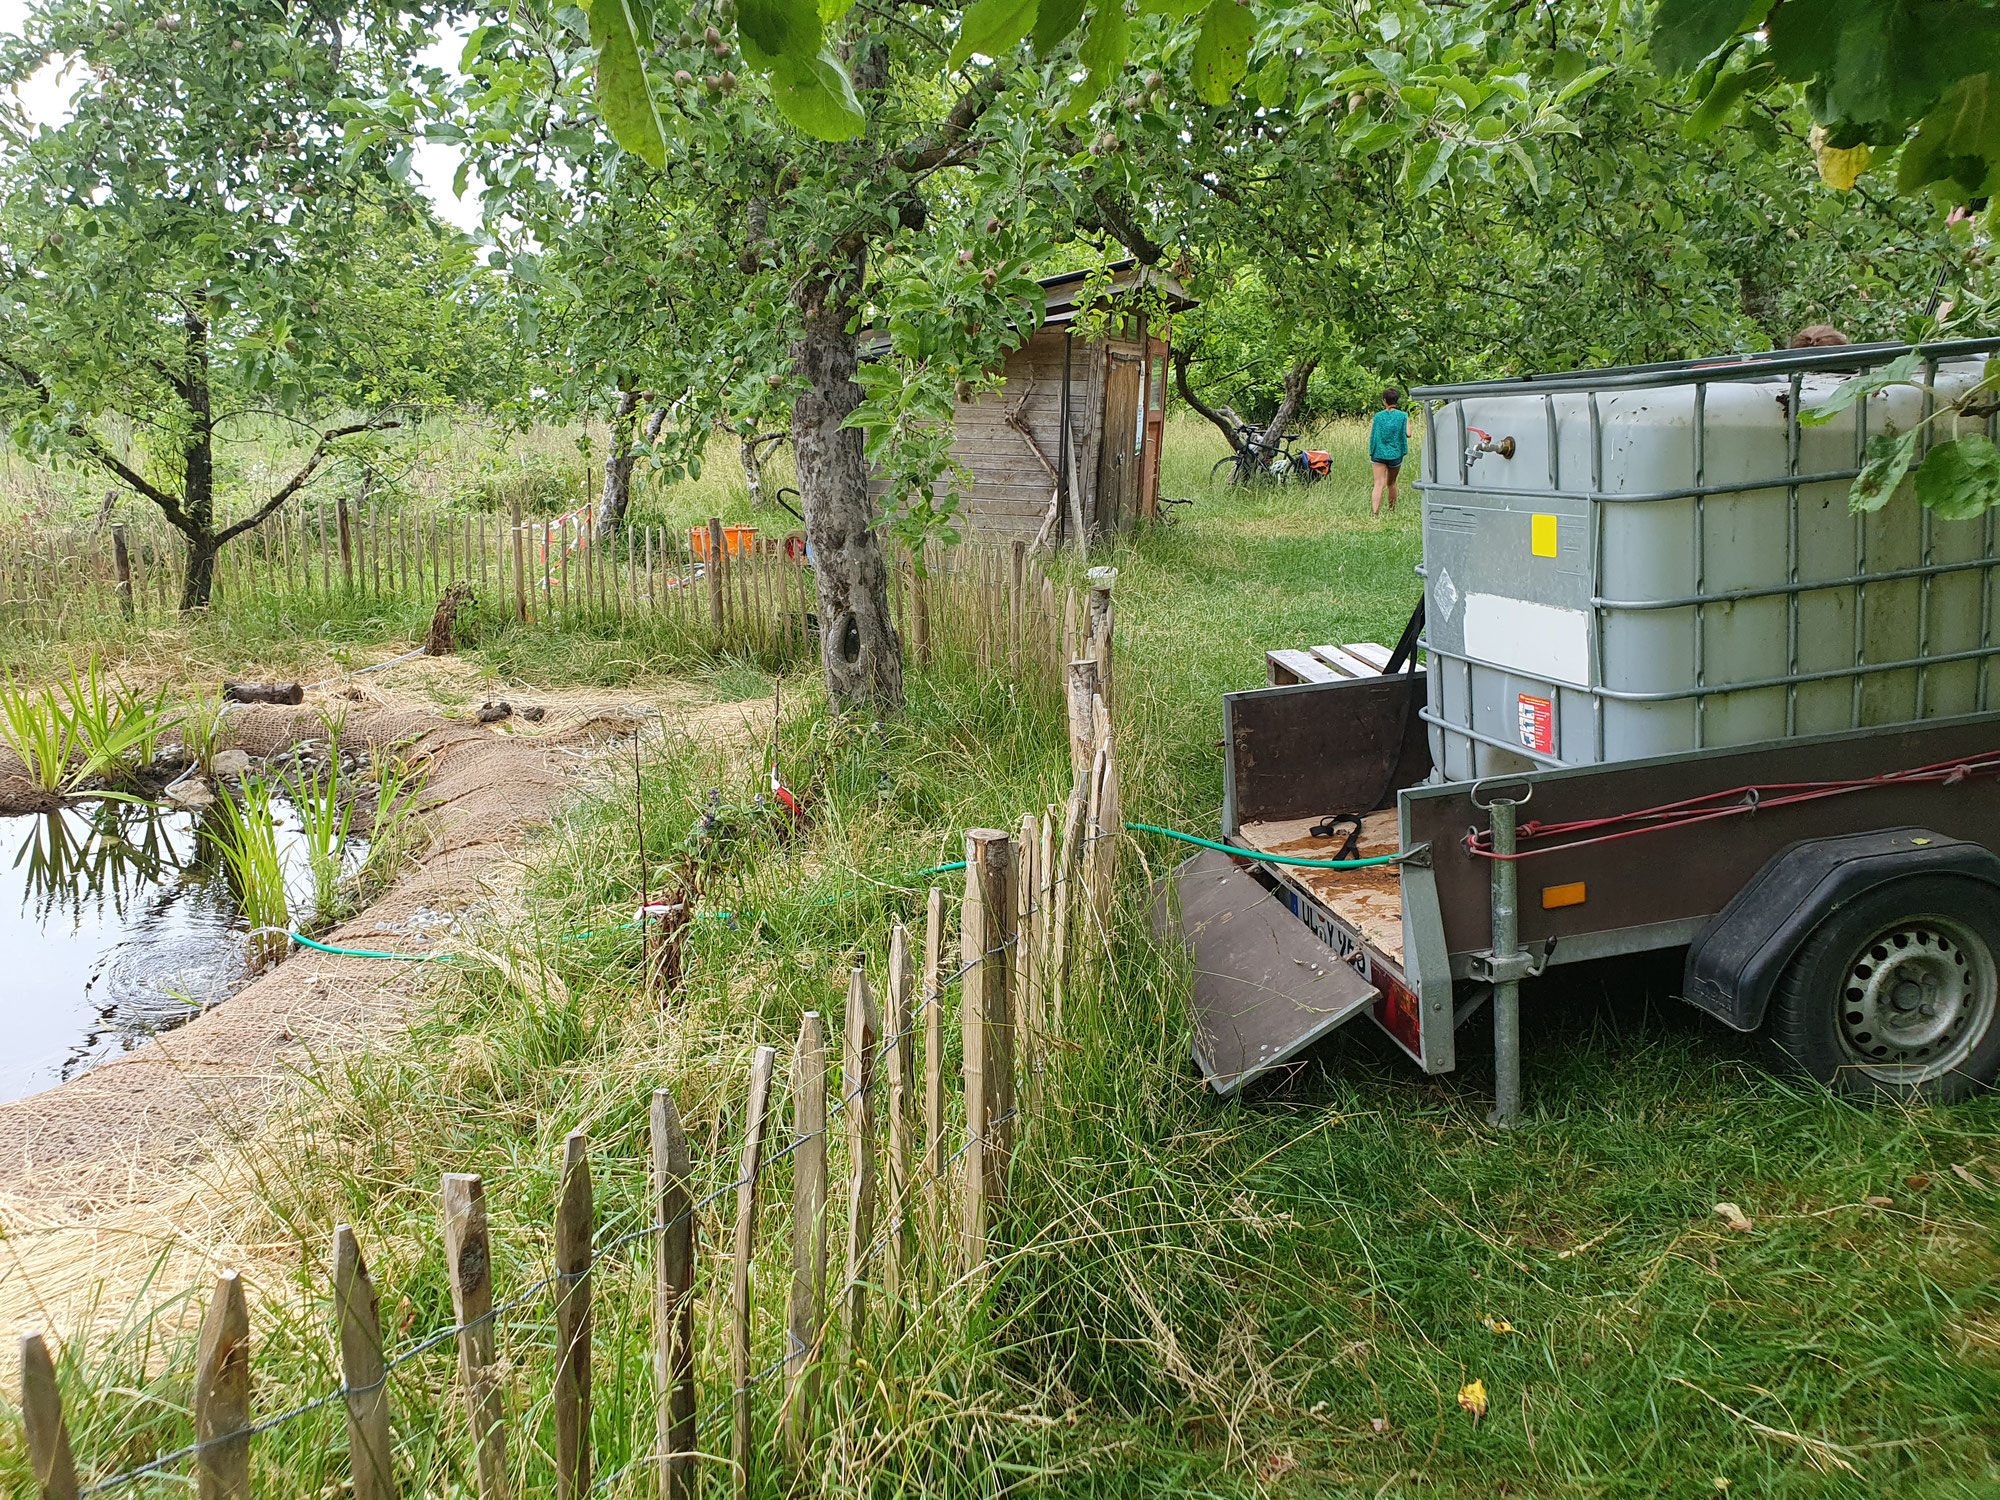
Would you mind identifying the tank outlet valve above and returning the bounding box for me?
[1465,427,1516,464]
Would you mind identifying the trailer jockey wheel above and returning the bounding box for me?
[1766,875,2000,1102]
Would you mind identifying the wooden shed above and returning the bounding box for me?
[869,261,1194,546]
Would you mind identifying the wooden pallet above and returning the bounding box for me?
[1266,640,1400,686]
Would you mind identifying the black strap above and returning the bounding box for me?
[1384,596,1425,675]
[1308,813,1363,862]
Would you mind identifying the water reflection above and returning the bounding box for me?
[2,798,361,1105]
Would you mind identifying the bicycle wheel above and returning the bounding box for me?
[1211,454,1246,487]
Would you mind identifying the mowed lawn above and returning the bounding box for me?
[1020,413,2000,1498]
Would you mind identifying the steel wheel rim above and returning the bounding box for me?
[1837,914,1998,1083]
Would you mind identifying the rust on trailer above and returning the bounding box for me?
[1405,715,2000,962]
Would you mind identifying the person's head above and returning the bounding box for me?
[1789,323,1849,349]
[1382,387,1402,409]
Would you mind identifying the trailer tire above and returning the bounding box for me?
[1765,874,2000,1102]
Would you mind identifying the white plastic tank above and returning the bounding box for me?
[1414,343,2000,781]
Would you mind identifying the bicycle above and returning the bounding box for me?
[1210,424,1331,487]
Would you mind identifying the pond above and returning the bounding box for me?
[2,796,365,1106]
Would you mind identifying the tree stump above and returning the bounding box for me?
[425,582,475,656]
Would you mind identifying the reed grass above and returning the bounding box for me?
[205,776,291,967]
[284,762,354,932]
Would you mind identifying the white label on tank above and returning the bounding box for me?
[1434,567,1459,621]
[1463,593,1592,686]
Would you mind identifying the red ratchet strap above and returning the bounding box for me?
[1463,750,2000,861]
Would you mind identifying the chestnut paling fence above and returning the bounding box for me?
[14,599,1129,1500]
[1,499,1090,687]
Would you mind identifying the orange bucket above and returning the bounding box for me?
[690,525,757,560]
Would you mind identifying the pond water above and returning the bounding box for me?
[2,797,364,1105]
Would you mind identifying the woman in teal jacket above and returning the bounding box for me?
[1369,387,1409,517]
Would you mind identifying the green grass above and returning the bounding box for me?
[4,412,1998,1498]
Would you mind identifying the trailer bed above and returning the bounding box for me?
[1236,811,1405,964]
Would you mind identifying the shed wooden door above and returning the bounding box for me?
[1097,351,1144,533]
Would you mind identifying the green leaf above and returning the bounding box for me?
[1135,0,1211,17]
[585,0,669,168]
[1254,53,1290,109]
[1057,0,1129,121]
[1650,0,1769,76]
[1850,428,1921,513]
[1803,351,1924,426]
[766,46,866,139]
[738,0,822,70]
[1405,134,1455,194]
[1033,0,1086,56]
[1915,434,2000,521]
[1193,0,1256,107]
[1683,58,1764,139]
[949,0,1039,70]
[1553,63,1614,105]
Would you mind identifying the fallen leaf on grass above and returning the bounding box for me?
[1371,1416,1390,1434]
[1480,1316,1517,1334]
[1713,1202,1754,1232]
[1952,1164,1990,1190]
[1864,1195,1894,1208]
[1458,1380,1488,1419]
[1906,1173,1932,1191]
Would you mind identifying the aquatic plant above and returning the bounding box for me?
[0,673,72,793]
[285,761,353,930]
[206,776,290,968]
[176,691,228,777]
[357,749,427,893]
[64,660,180,786]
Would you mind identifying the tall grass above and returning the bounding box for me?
[285,763,353,932]
[6,412,2000,1499]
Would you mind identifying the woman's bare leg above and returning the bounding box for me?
[1370,462,1387,517]
[1385,468,1399,512]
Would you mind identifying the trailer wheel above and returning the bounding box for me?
[1766,875,2000,1101]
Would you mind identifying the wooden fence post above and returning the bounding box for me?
[1066,659,1100,790]
[111,523,134,622]
[1086,741,1117,951]
[651,1089,696,1500]
[338,497,356,592]
[1086,567,1115,708]
[922,887,946,1248]
[1016,813,1040,1123]
[193,1272,251,1500]
[19,1332,80,1500]
[441,1175,510,1500]
[911,547,931,667]
[511,498,529,623]
[883,925,916,1325]
[731,1046,778,1500]
[784,1013,827,1460]
[961,829,1015,1270]
[842,967,880,1350]
[334,1227,398,1500]
[555,1132,594,1500]
[707,518,726,636]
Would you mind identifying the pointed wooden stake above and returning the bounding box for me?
[784,1013,827,1460]
[554,1133,594,1500]
[842,968,881,1350]
[651,1090,695,1500]
[193,1272,251,1500]
[334,1227,398,1500]
[731,1047,778,1500]
[442,1175,510,1500]
[19,1332,79,1500]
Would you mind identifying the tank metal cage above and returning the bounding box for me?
[1411,338,2000,771]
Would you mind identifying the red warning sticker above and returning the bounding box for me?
[1518,694,1554,754]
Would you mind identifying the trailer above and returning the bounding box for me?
[1158,339,2000,1116]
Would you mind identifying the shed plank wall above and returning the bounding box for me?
[869,327,1099,542]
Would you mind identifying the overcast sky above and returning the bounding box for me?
[0,0,483,231]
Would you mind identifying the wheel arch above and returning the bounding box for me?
[1681,827,2000,1034]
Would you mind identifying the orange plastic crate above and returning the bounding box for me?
[689,525,757,559]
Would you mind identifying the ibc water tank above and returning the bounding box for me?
[1412,341,2000,782]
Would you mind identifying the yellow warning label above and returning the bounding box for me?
[1531,513,1559,558]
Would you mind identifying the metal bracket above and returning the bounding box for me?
[1467,935,1556,985]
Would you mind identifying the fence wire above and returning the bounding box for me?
[65,910,1060,1496]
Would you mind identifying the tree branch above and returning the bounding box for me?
[1172,347,1246,453]
[215,417,399,545]
[1085,186,1167,267]
[0,353,194,529]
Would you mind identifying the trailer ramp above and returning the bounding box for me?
[1155,850,1380,1096]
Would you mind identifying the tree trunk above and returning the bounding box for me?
[181,530,219,612]
[595,387,641,544]
[178,308,220,610]
[740,433,784,509]
[792,243,903,715]
[1172,347,1249,458]
[1254,358,1319,462]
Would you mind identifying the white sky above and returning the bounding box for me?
[0,0,482,232]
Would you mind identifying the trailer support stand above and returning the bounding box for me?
[1469,787,1533,1128]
